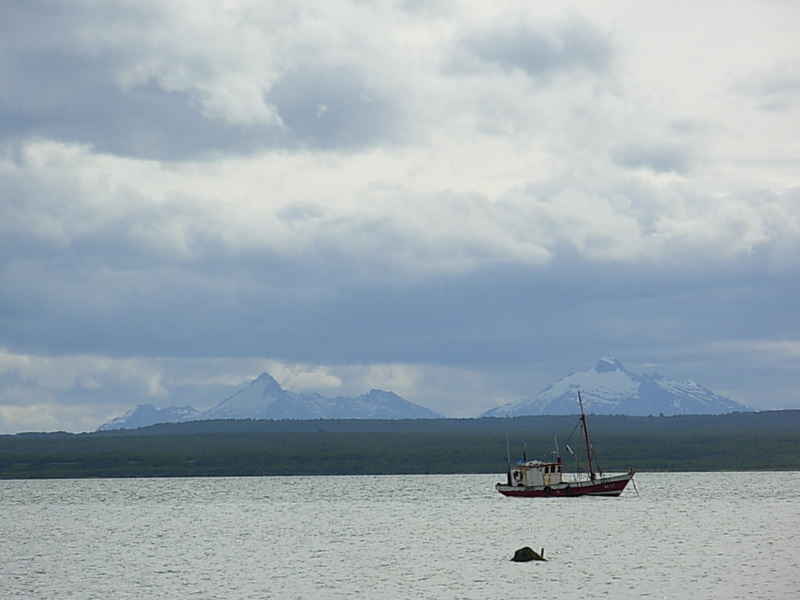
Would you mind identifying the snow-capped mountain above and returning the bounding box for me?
[202,373,443,420]
[482,358,752,417]
[97,373,443,430]
[96,404,200,431]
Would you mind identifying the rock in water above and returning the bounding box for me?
[511,547,546,562]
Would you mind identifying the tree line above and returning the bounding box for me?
[1,411,798,479]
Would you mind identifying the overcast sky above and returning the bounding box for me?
[1,0,799,433]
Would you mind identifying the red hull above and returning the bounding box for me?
[496,472,634,498]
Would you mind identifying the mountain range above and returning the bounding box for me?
[481,358,752,417]
[97,358,752,430]
[97,372,443,430]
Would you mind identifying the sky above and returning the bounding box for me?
[1,0,799,433]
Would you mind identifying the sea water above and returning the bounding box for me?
[1,472,798,599]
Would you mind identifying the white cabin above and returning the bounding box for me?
[510,459,563,488]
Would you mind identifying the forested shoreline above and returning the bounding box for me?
[2,411,798,479]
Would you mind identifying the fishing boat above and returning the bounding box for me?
[496,392,635,498]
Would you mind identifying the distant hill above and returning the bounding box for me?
[482,358,752,417]
[97,372,443,431]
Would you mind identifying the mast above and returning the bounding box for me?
[504,414,513,485]
[578,392,596,481]
[505,415,511,468]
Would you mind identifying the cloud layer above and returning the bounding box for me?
[1,1,799,432]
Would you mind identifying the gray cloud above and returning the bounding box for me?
[735,61,800,113]
[455,15,612,79]
[267,64,400,149]
[3,183,794,365]
[0,3,270,159]
[1,3,405,159]
[610,142,694,174]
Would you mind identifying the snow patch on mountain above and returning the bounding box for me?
[97,404,200,431]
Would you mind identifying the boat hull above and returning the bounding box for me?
[496,471,634,498]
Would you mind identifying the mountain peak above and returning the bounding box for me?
[595,357,625,373]
[201,375,443,421]
[252,372,284,394]
[482,359,752,417]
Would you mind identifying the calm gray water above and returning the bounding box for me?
[2,472,798,599]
